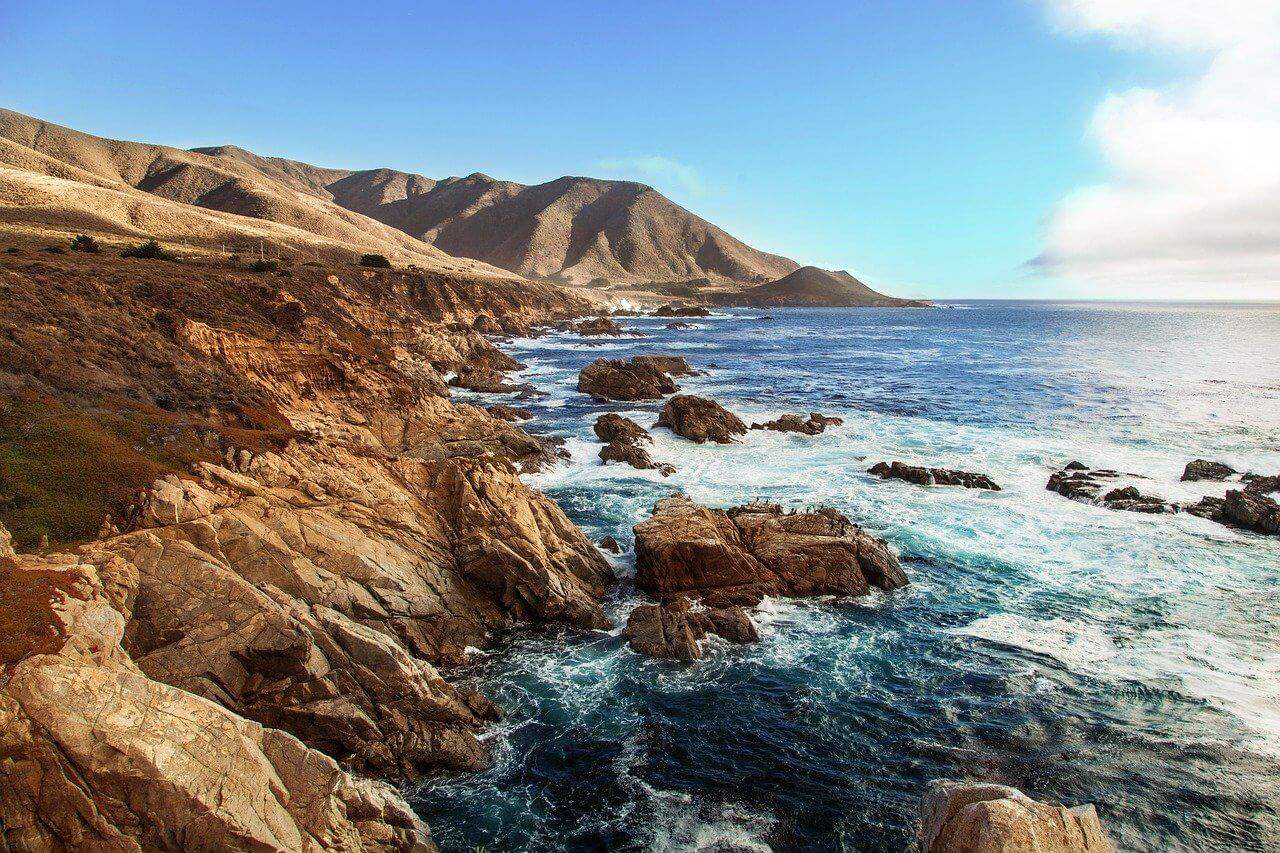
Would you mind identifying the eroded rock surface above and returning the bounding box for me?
[870,461,1001,491]
[1047,464,1175,513]
[577,356,693,401]
[655,394,747,444]
[625,598,758,661]
[0,546,432,851]
[1182,459,1237,481]
[594,413,675,475]
[751,412,844,435]
[633,495,905,606]
[919,780,1115,853]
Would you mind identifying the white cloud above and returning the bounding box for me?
[1036,0,1280,292]
[594,155,707,196]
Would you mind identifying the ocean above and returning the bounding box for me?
[413,302,1280,852]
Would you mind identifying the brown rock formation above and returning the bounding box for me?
[574,316,625,336]
[0,546,432,851]
[577,355,692,401]
[1047,464,1174,513]
[869,461,1001,491]
[751,412,844,436]
[652,304,711,317]
[594,413,674,475]
[633,496,905,607]
[919,780,1115,853]
[655,395,747,444]
[1182,459,1237,481]
[625,598,759,661]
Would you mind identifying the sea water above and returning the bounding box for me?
[414,302,1280,852]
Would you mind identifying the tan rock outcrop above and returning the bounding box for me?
[0,550,432,851]
[625,597,758,661]
[919,780,1115,853]
[633,496,905,607]
[577,356,692,401]
[655,394,747,444]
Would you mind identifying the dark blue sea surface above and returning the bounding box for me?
[413,302,1280,852]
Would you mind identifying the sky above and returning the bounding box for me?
[1,0,1275,300]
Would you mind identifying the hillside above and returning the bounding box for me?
[196,146,801,287]
[0,109,508,275]
[731,265,929,308]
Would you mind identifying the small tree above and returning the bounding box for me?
[121,239,175,260]
[70,235,101,253]
[358,253,392,269]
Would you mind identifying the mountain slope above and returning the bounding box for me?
[0,109,505,274]
[196,148,800,286]
[732,265,929,308]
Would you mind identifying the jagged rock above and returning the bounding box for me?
[652,304,710,317]
[656,394,747,444]
[919,780,1115,853]
[575,316,625,336]
[625,598,759,661]
[1047,464,1173,512]
[486,404,533,422]
[471,314,503,334]
[1189,489,1280,536]
[0,552,432,851]
[599,441,675,476]
[633,495,905,607]
[1243,473,1280,495]
[666,321,693,330]
[751,412,844,436]
[598,536,621,554]
[98,444,613,778]
[1182,459,1237,481]
[869,461,1001,491]
[577,356,692,401]
[594,413,650,445]
[0,521,12,558]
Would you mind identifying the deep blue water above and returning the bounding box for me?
[414,302,1280,852]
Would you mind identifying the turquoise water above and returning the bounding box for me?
[415,303,1280,851]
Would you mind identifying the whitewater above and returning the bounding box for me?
[415,302,1280,851]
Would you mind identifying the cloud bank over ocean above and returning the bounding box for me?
[1036,0,1280,295]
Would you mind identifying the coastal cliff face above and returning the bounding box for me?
[0,249,612,848]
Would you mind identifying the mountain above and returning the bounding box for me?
[732,265,929,308]
[193,147,800,287]
[0,109,509,275]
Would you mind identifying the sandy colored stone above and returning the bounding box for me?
[920,780,1115,853]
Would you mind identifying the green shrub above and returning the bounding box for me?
[358,253,392,269]
[70,234,101,253]
[120,239,175,260]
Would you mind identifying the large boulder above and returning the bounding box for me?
[625,598,758,661]
[1189,489,1280,536]
[919,780,1115,853]
[655,395,747,444]
[1181,459,1236,481]
[574,316,625,336]
[633,495,905,607]
[869,461,1001,491]
[594,413,650,445]
[751,412,844,436]
[594,413,675,475]
[577,356,692,401]
[0,552,432,852]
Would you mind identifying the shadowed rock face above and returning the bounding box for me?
[1182,459,1237,481]
[655,394,747,444]
[870,460,1000,491]
[625,598,758,661]
[576,356,692,401]
[1047,463,1175,513]
[919,780,1115,853]
[1188,489,1280,536]
[0,544,433,851]
[633,495,905,607]
[594,414,674,476]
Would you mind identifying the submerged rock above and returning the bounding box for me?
[665,321,694,330]
[633,495,905,607]
[625,598,758,661]
[751,412,844,436]
[1047,464,1175,513]
[919,780,1115,853]
[1182,459,1237,482]
[652,304,710,317]
[655,394,747,444]
[869,461,1001,491]
[577,356,693,401]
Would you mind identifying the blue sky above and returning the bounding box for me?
[0,1,1213,298]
